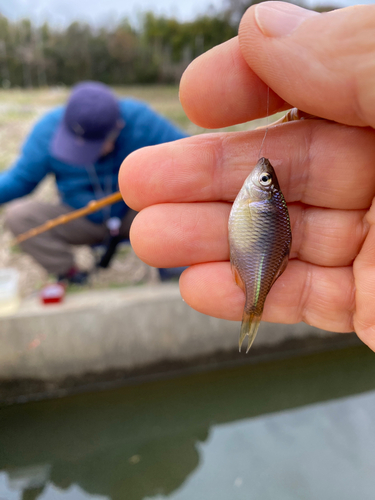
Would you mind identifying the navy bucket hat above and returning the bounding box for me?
[51,81,121,165]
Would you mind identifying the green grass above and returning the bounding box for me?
[0,109,37,124]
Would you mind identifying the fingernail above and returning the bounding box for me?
[255,1,319,37]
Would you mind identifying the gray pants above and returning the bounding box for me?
[5,199,137,275]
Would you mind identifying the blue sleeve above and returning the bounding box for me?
[139,106,188,146]
[0,117,51,204]
[121,100,188,151]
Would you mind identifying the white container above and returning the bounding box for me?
[0,268,20,316]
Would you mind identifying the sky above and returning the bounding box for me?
[0,0,374,27]
[0,0,226,27]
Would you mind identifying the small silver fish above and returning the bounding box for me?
[228,158,292,352]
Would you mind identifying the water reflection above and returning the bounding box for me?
[4,465,50,500]
[0,345,374,500]
[149,391,375,500]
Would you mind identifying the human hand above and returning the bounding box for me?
[119,2,375,351]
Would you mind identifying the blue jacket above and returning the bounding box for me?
[0,98,187,223]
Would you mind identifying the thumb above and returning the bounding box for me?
[239,2,375,128]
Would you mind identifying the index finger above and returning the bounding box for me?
[120,119,375,211]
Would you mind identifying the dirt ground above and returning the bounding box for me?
[0,86,265,298]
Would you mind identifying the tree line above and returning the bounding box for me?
[0,10,237,87]
[0,1,334,88]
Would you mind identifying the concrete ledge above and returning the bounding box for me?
[0,284,360,403]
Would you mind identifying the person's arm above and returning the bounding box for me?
[142,107,188,145]
[122,100,188,151]
[0,116,50,204]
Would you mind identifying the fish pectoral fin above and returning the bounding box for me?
[232,265,245,293]
[270,253,290,289]
[279,252,290,276]
[239,311,262,353]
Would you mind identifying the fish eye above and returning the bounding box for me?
[259,173,272,186]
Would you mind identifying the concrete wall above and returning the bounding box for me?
[0,284,360,402]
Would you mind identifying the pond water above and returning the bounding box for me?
[0,344,375,500]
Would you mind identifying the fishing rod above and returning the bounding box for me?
[14,191,123,244]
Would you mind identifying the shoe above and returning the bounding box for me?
[57,267,89,285]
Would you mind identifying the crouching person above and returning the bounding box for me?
[1,82,187,284]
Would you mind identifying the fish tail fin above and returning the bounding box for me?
[239,311,261,353]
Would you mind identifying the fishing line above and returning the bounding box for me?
[258,85,270,158]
